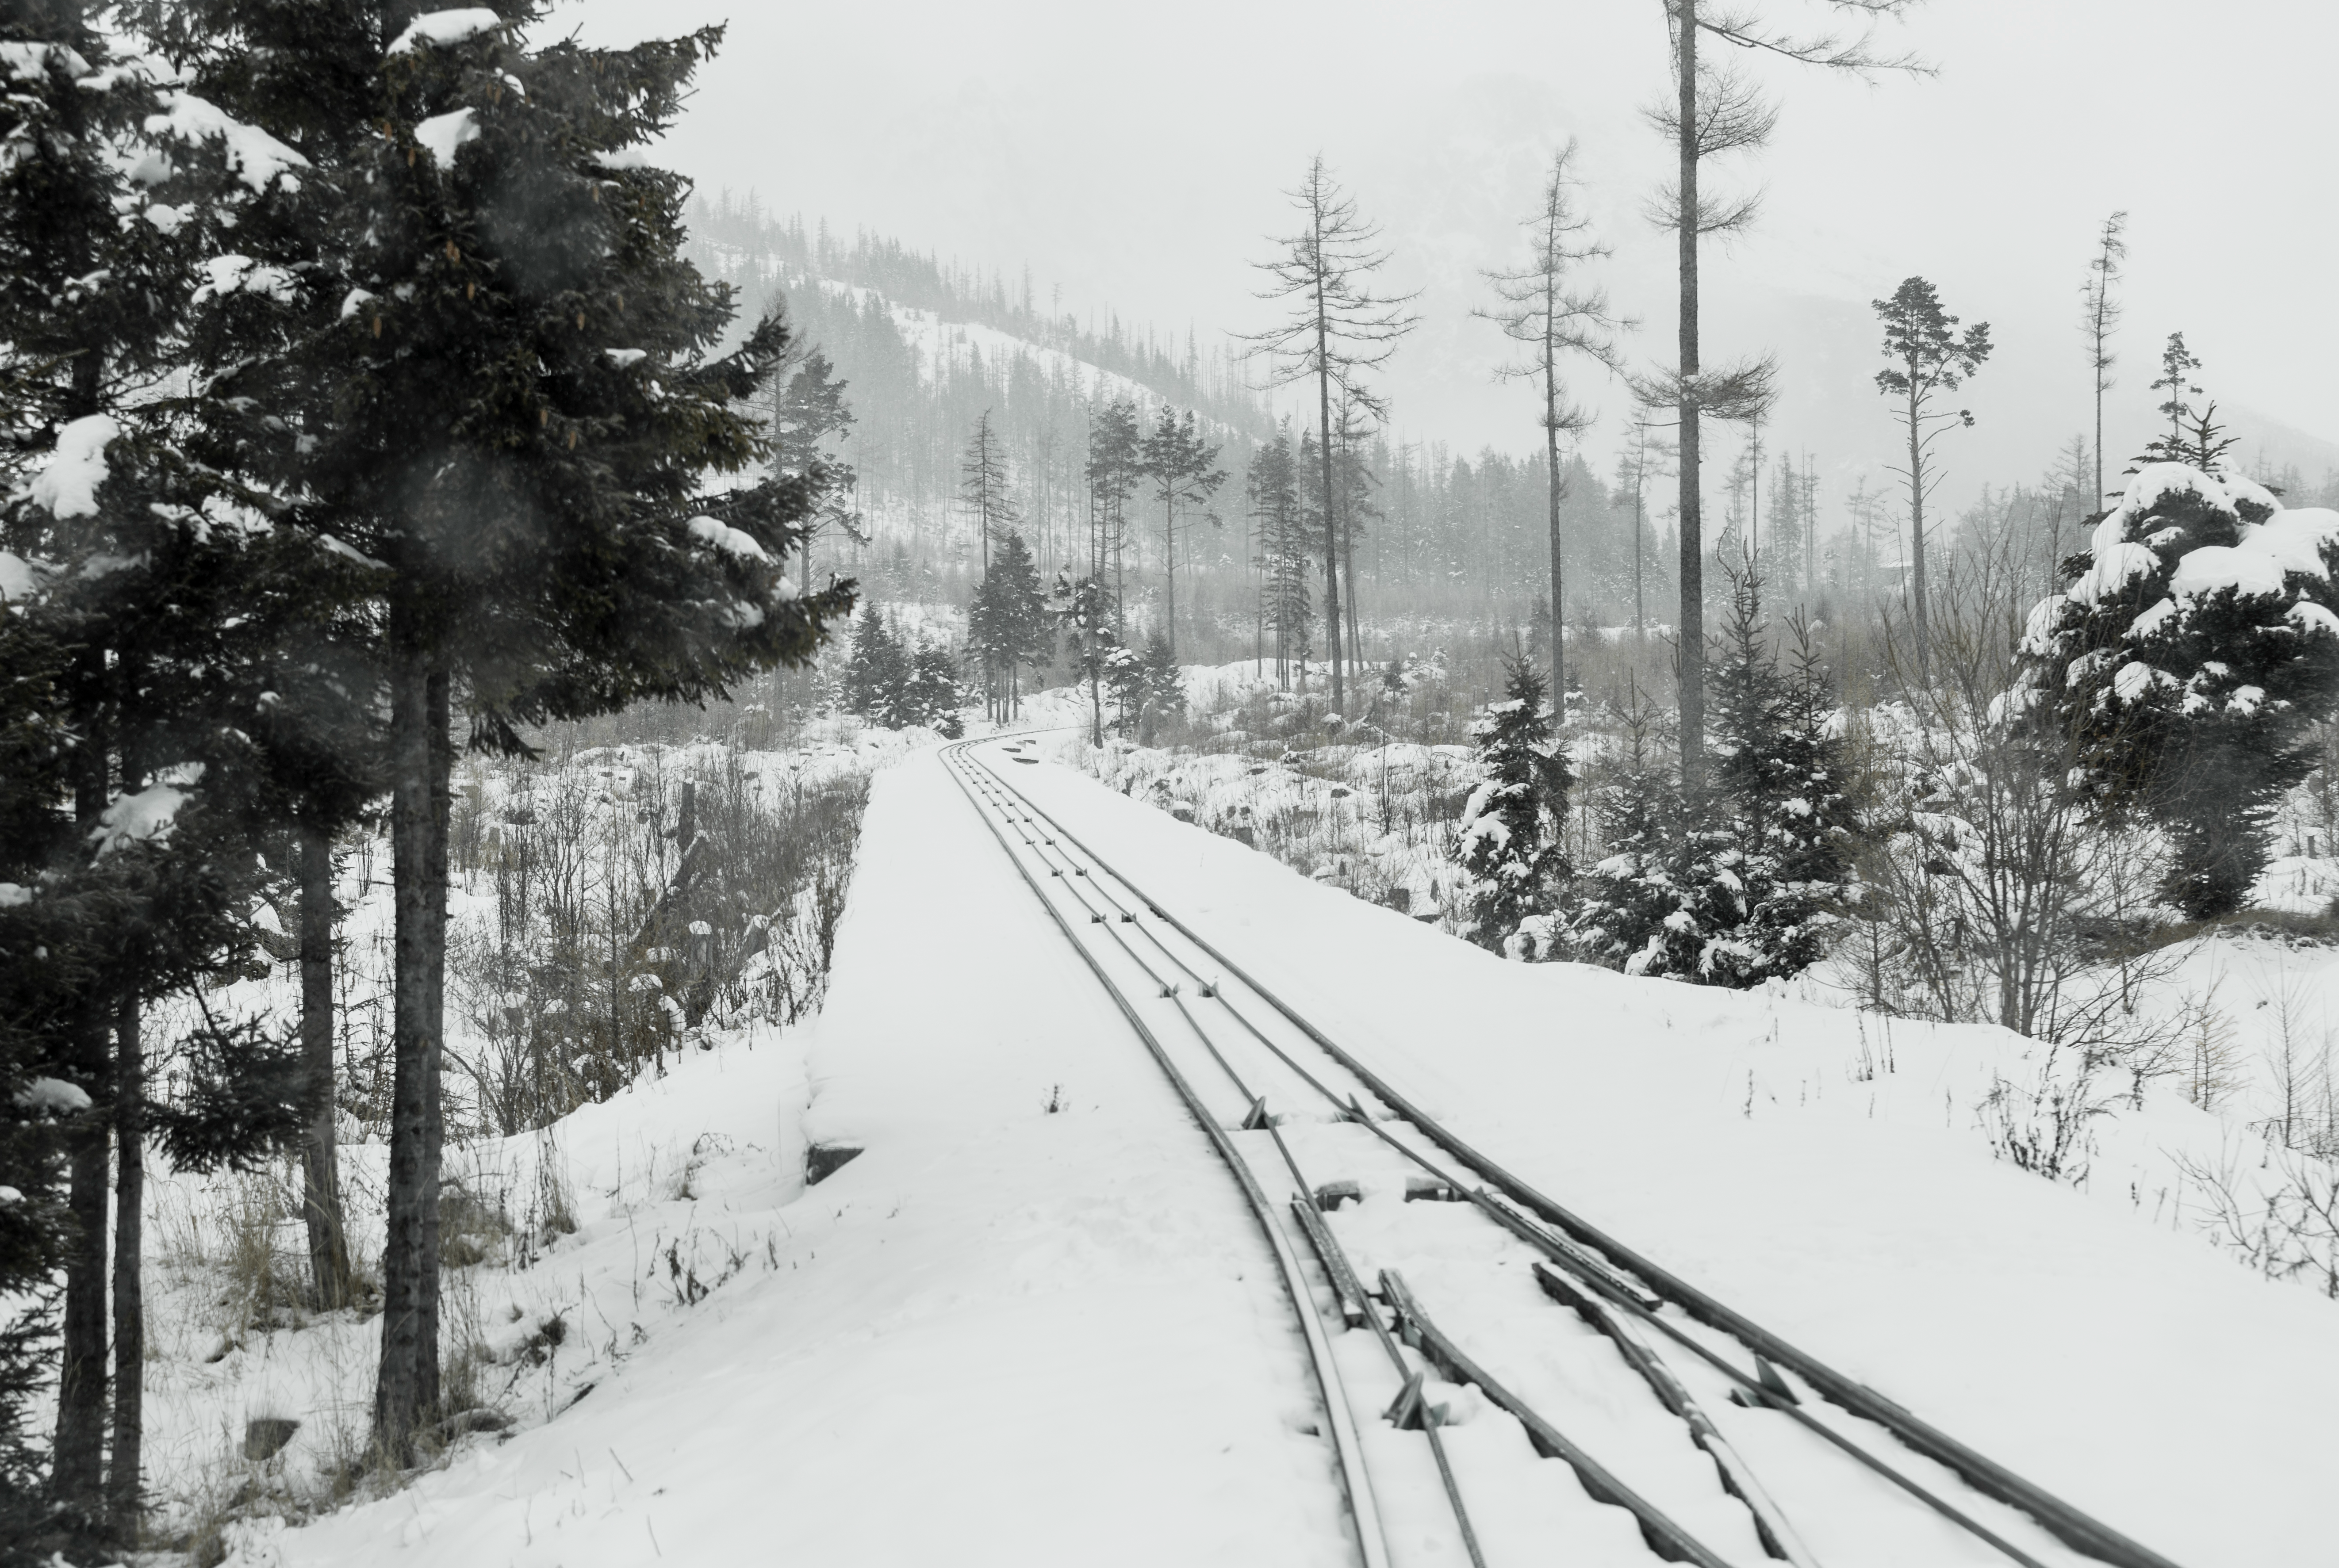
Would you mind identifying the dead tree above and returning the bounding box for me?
[1241,156,1418,713]
[1476,139,1628,730]
[1645,0,1928,788]
[2079,211,2128,510]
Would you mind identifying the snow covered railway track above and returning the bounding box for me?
[944,738,2191,1568]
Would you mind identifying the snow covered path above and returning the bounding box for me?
[239,735,2338,1568]
[239,738,1360,1568]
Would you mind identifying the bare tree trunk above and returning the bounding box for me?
[1342,497,1361,676]
[54,662,109,1511]
[299,822,351,1309]
[1906,393,1930,680]
[1633,474,1647,649]
[375,627,435,1462]
[1315,286,1344,710]
[1676,0,1705,789]
[108,991,142,1528]
[418,666,451,1423]
[1162,492,1176,659]
[1546,342,1565,725]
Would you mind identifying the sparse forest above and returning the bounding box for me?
[5,0,2339,1563]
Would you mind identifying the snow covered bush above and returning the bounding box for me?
[2015,460,2339,918]
[1453,657,1572,957]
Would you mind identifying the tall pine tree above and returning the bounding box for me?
[150,0,854,1461]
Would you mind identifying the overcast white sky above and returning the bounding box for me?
[559,0,2339,505]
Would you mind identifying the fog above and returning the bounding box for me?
[559,0,2339,509]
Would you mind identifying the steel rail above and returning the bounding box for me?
[937,742,1394,1568]
[964,745,2186,1568]
[957,746,1746,1568]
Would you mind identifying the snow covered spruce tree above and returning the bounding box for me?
[1453,656,1573,957]
[0,7,340,1531]
[147,2,853,1464]
[2014,456,2339,918]
[1568,688,1695,974]
[842,602,909,720]
[0,583,81,1546]
[1120,629,1185,742]
[1058,569,1117,745]
[1704,576,1856,980]
[1568,577,1853,986]
[900,642,966,736]
[968,530,1051,720]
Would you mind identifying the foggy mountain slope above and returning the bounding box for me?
[684,186,2339,550]
[681,196,1272,569]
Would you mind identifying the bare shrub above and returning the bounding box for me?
[1838,527,2218,1095]
[441,746,871,1136]
[2176,1145,2339,1298]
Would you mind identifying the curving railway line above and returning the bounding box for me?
[939,735,2186,1568]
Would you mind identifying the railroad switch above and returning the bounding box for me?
[1119,912,1135,923]
[1089,914,1105,924]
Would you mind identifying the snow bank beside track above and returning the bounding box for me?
[1007,738,2339,1568]
[234,741,1356,1568]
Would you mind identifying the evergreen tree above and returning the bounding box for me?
[1246,430,1311,684]
[1240,156,1419,711]
[968,530,1051,720]
[2144,332,2205,463]
[1084,401,1143,631]
[0,590,81,1548]
[150,1,854,1461]
[1873,275,1992,679]
[1058,569,1117,745]
[2132,334,2239,475]
[1569,577,1854,987]
[1139,404,1225,657]
[900,642,966,737]
[1477,140,1623,719]
[2016,459,2339,917]
[1135,630,1184,741]
[0,6,331,1527]
[1567,690,1696,975]
[771,347,861,578]
[1453,657,1573,956]
[842,601,909,719]
[774,348,855,476]
[1706,576,1856,979]
[960,408,1017,571]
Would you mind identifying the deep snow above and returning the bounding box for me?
[213,733,2338,1567]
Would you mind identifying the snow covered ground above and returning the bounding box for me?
[192,727,2337,1567]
